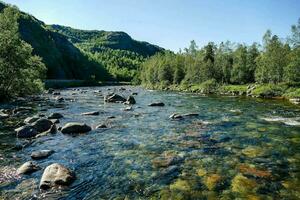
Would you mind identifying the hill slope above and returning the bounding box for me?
[0,2,163,81]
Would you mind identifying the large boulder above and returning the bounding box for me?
[17,161,41,175]
[31,150,54,160]
[48,113,64,119]
[31,118,53,133]
[104,93,126,103]
[15,125,38,138]
[148,102,165,107]
[61,123,91,134]
[40,163,75,190]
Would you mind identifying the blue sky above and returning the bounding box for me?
[3,0,300,51]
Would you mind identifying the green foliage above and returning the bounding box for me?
[0,7,46,100]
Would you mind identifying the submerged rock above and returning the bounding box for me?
[238,164,272,179]
[39,163,75,190]
[48,113,64,119]
[148,102,165,107]
[203,174,222,190]
[15,125,38,138]
[231,173,257,193]
[81,111,100,116]
[31,118,53,133]
[61,122,92,134]
[169,179,191,191]
[152,153,183,168]
[17,161,41,175]
[104,93,126,103]
[31,150,54,160]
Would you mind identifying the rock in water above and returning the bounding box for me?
[15,125,38,138]
[40,163,75,190]
[17,161,41,175]
[31,118,53,133]
[81,111,100,116]
[48,113,64,119]
[31,150,54,160]
[125,96,136,105]
[0,112,9,120]
[182,113,199,117]
[24,116,39,124]
[104,93,126,103]
[148,102,165,107]
[169,113,183,120]
[61,123,91,134]
[96,124,108,129]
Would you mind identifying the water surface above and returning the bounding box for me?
[0,86,300,199]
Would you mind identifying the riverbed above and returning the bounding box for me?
[0,86,300,199]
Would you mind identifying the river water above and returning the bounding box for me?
[0,86,300,199]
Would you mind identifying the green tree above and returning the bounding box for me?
[255,32,290,83]
[0,7,46,100]
[231,44,248,84]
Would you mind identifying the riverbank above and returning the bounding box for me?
[44,79,131,89]
[142,82,300,106]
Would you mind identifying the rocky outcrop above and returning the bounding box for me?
[31,150,54,160]
[39,163,75,190]
[104,93,126,103]
[17,161,41,175]
[61,122,91,134]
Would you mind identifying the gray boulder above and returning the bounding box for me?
[61,123,91,134]
[40,163,75,190]
[31,150,54,160]
[17,161,41,175]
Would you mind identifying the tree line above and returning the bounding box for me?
[141,19,300,88]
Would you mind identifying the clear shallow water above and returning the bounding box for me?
[0,86,300,199]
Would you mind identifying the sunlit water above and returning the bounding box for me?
[0,86,300,199]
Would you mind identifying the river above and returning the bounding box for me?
[0,86,300,199]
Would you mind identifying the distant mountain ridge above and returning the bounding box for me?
[0,1,163,80]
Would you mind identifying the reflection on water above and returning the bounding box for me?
[0,86,300,199]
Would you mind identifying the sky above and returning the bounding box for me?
[3,0,300,51]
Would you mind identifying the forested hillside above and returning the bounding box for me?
[0,2,163,81]
[49,25,163,81]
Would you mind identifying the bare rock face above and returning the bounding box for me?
[15,125,38,138]
[39,163,75,190]
[104,93,126,103]
[61,123,91,134]
[31,118,53,133]
[17,161,41,175]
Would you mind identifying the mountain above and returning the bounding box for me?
[49,25,163,57]
[0,2,163,81]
